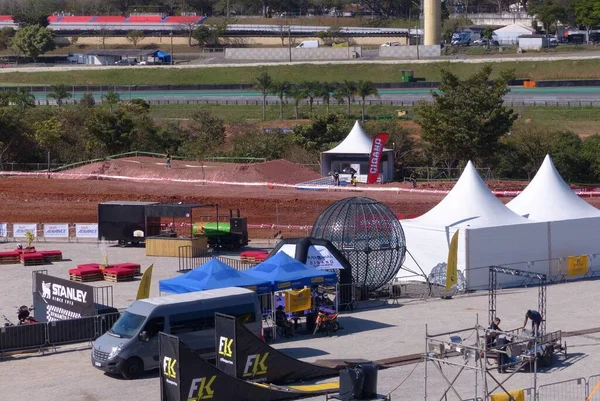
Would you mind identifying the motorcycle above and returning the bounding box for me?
[4,305,37,327]
[313,309,340,336]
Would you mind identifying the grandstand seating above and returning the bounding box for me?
[0,15,13,21]
[58,16,94,23]
[126,16,164,23]
[47,15,60,22]
[163,16,202,24]
[93,16,127,23]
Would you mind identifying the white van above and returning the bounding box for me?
[91,287,261,379]
[381,41,401,47]
[296,40,319,48]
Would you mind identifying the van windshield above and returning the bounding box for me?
[109,311,146,339]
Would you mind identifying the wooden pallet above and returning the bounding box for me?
[21,258,45,266]
[44,255,63,262]
[70,273,104,282]
[0,256,19,265]
[103,272,135,282]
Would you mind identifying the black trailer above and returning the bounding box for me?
[97,201,159,246]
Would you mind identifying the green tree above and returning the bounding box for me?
[336,80,357,115]
[32,115,63,150]
[193,25,217,47]
[356,80,379,122]
[546,130,588,182]
[181,110,225,158]
[414,65,517,168]
[229,124,293,160]
[573,0,600,43]
[0,27,15,50]
[301,81,321,114]
[269,80,290,120]
[120,98,150,115]
[318,82,336,115]
[293,114,351,152]
[102,90,121,113]
[582,134,600,181]
[364,120,416,173]
[481,27,494,40]
[254,72,273,121]
[85,109,135,155]
[503,120,551,178]
[0,91,11,107]
[10,88,35,111]
[286,84,306,120]
[125,30,145,48]
[47,84,71,107]
[79,92,96,108]
[529,0,567,33]
[11,24,55,62]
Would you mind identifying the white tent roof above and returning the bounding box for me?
[408,161,531,228]
[493,23,534,35]
[323,120,391,154]
[507,155,600,221]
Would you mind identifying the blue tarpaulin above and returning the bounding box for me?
[245,252,337,291]
[159,258,271,294]
[154,50,171,63]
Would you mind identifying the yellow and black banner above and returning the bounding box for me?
[215,313,237,377]
[567,255,589,277]
[446,230,459,291]
[284,288,312,313]
[136,264,154,300]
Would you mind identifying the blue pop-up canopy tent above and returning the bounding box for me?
[245,251,337,291]
[159,258,271,294]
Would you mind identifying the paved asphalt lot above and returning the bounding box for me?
[1,242,600,400]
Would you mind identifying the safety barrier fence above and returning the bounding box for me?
[0,312,120,354]
[177,246,259,272]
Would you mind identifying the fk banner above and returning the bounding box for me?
[367,133,390,184]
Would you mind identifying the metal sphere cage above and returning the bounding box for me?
[311,197,406,290]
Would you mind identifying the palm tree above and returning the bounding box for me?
[301,80,321,114]
[253,72,273,121]
[337,80,357,115]
[356,80,379,122]
[317,82,335,115]
[286,84,306,120]
[269,80,290,120]
[102,90,120,113]
[0,90,11,107]
[10,88,35,111]
[47,84,72,107]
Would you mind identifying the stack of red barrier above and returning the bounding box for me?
[240,250,269,263]
[0,251,19,264]
[68,262,141,282]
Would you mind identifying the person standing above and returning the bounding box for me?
[332,171,340,186]
[409,171,417,188]
[165,151,172,169]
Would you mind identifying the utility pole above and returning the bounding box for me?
[170,32,174,65]
[288,25,292,62]
[227,0,230,18]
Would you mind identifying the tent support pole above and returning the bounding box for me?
[272,292,276,341]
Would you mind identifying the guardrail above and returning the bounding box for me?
[0,312,120,354]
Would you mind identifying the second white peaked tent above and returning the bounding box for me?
[507,154,600,264]
[399,161,550,290]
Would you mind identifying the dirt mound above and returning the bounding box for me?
[65,157,321,185]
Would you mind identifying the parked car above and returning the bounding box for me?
[473,39,500,46]
[381,41,401,47]
[115,59,137,66]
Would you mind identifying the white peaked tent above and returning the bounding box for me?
[493,23,535,44]
[507,155,600,271]
[320,121,394,182]
[399,161,550,290]
[507,155,600,221]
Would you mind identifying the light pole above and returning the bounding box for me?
[170,32,174,65]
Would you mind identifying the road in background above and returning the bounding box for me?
[29,86,600,105]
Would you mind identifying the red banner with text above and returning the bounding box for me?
[367,133,390,184]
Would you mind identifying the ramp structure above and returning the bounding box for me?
[215,313,339,384]
[159,332,337,401]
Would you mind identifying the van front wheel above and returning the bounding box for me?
[121,357,143,380]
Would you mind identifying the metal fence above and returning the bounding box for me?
[538,377,588,401]
[177,245,259,272]
[0,312,120,354]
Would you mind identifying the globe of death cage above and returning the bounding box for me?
[311,197,406,290]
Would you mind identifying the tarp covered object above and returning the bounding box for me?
[159,332,335,401]
[215,314,339,384]
[159,258,271,294]
[245,252,337,291]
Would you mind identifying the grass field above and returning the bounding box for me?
[5,58,600,86]
[520,106,600,136]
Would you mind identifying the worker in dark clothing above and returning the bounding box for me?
[487,317,502,347]
[409,171,417,188]
[523,309,543,336]
[165,151,172,169]
[332,171,340,186]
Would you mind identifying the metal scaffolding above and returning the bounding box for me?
[488,266,547,336]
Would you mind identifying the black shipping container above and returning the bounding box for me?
[97,201,159,245]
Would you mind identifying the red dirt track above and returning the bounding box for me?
[2,158,600,225]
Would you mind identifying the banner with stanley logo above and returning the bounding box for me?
[33,273,95,322]
[366,133,390,184]
[136,264,154,300]
[214,314,338,385]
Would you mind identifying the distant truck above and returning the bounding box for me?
[451,32,471,46]
[296,40,319,48]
